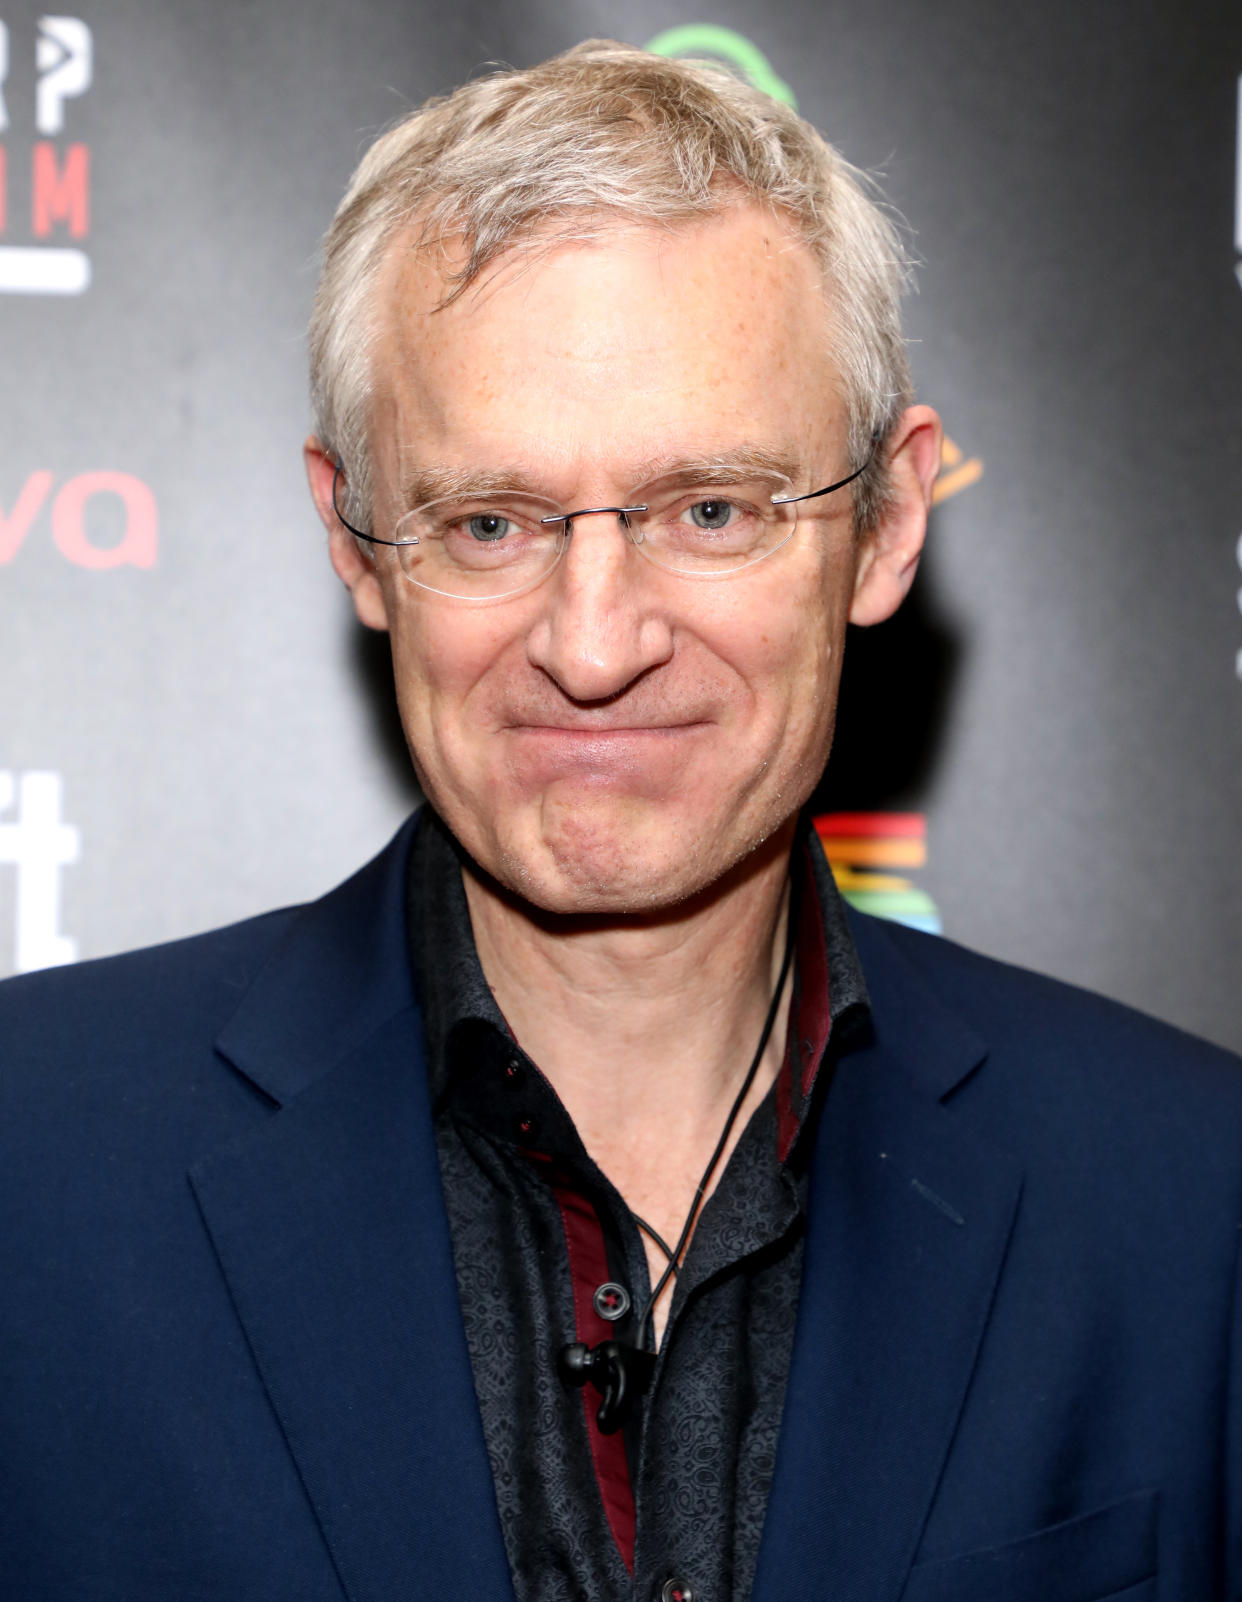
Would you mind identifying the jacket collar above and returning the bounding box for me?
[213,811,425,1106]
[846,907,991,1101]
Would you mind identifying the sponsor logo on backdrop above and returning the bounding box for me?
[646,24,796,106]
[0,471,157,567]
[0,771,79,973]
[933,436,983,503]
[0,15,92,294]
[814,814,941,934]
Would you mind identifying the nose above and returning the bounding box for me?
[525,510,675,701]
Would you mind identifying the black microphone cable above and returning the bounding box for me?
[558,886,796,1432]
[634,906,795,1355]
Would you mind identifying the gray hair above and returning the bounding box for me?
[309,40,915,533]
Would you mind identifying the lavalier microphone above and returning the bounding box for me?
[557,1339,655,1434]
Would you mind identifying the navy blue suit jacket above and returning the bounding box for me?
[2,815,1241,1601]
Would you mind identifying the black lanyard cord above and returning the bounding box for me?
[637,896,796,1354]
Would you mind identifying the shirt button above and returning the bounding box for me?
[661,1581,695,1602]
[503,1057,525,1089]
[593,1281,631,1321]
[515,1116,538,1144]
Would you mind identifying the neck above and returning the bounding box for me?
[460,824,797,1265]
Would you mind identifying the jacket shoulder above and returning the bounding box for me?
[0,904,302,1066]
[0,814,421,1145]
[853,907,1239,1067]
[0,812,424,1078]
[848,909,1242,1177]
[0,909,313,1190]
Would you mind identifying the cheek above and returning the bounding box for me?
[738,580,852,793]
[774,625,838,754]
[384,587,518,745]
[740,583,844,724]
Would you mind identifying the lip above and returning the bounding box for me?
[508,722,707,735]
[501,722,710,785]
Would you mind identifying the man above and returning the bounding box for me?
[2,39,1240,1602]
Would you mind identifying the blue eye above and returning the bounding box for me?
[471,512,519,544]
[688,499,734,530]
[467,513,512,542]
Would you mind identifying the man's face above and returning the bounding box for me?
[339,204,913,914]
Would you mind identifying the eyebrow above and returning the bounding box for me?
[628,446,803,491]
[398,464,537,507]
[396,445,805,509]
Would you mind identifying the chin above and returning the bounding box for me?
[505,854,710,917]
[491,794,765,917]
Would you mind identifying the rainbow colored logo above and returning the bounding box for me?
[813,813,942,934]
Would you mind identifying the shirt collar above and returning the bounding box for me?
[407,806,870,1161]
[407,808,508,1104]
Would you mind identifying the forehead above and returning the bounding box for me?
[368,203,844,486]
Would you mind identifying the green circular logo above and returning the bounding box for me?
[644,24,796,108]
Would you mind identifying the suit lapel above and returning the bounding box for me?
[190,818,515,1602]
[754,916,1023,1602]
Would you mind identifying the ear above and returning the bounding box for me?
[848,404,942,627]
[303,436,391,632]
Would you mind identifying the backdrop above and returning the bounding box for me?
[2,1,1240,1052]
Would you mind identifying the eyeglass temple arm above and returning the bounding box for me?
[331,465,409,547]
[769,439,878,508]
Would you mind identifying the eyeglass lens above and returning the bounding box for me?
[386,471,834,599]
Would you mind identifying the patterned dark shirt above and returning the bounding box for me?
[407,809,868,1602]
